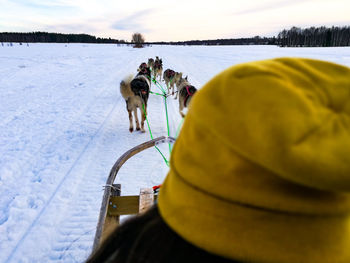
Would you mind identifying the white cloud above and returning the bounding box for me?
[0,0,349,41]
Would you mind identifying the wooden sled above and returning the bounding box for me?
[92,136,176,251]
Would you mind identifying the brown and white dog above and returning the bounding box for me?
[147,58,154,71]
[120,66,151,132]
[153,57,163,81]
[163,69,182,97]
[176,76,197,118]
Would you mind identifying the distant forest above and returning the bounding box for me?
[0,32,126,44]
[277,26,350,47]
[1,26,349,47]
[150,26,350,47]
[148,36,276,46]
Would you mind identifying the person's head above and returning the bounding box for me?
[158,57,350,262]
[89,58,350,263]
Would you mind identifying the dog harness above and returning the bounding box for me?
[140,68,148,74]
[184,85,195,107]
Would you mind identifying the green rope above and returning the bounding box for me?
[142,103,169,167]
[151,78,172,154]
[143,104,154,140]
[148,75,165,95]
[153,77,167,94]
[154,144,169,166]
[150,91,164,97]
[148,76,172,152]
[142,72,178,164]
[162,96,172,153]
[155,81,166,94]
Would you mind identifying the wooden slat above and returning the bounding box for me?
[139,188,154,213]
[100,184,120,245]
[107,194,158,216]
[107,195,140,216]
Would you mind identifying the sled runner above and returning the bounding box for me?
[92,136,175,251]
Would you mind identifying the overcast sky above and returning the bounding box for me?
[0,0,349,42]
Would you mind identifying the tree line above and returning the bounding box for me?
[1,26,349,47]
[0,32,126,44]
[277,26,350,47]
[147,26,349,47]
[147,36,276,46]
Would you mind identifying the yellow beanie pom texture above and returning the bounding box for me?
[158,58,350,263]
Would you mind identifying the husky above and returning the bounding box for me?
[138,62,148,72]
[153,57,163,81]
[138,62,152,87]
[120,66,151,132]
[163,69,182,97]
[147,58,154,71]
[176,76,197,118]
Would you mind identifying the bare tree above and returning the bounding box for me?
[131,33,145,48]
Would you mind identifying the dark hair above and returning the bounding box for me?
[87,205,242,263]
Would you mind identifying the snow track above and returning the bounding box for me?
[1,44,350,263]
[6,96,121,263]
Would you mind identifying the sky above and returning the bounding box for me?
[0,0,349,42]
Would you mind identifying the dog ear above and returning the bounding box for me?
[185,75,188,80]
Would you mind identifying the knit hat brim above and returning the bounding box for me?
[160,164,350,262]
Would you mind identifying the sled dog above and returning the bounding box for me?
[147,58,154,71]
[138,62,148,72]
[153,57,163,81]
[163,69,182,97]
[120,66,151,132]
[176,76,197,118]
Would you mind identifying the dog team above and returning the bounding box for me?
[120,56,197,132]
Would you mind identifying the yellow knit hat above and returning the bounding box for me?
[158,58,350,263]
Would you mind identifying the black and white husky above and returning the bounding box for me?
[120,67,151,132]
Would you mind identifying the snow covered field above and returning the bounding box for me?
[1,43,350,263]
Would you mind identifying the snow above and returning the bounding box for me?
[0,43,349,263]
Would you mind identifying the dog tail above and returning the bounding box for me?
[120,74,134,100]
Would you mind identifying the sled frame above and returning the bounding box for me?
[92,136,175,251]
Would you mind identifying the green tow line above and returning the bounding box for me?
[142,103,169,166]
[142,73,175,167]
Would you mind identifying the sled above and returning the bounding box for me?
[92,136,176,251]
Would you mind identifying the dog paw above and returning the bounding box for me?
[129,128,133,133]
[136,127,141,131]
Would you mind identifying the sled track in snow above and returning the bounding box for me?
[5,95,123,263]
[48,175,105,262]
